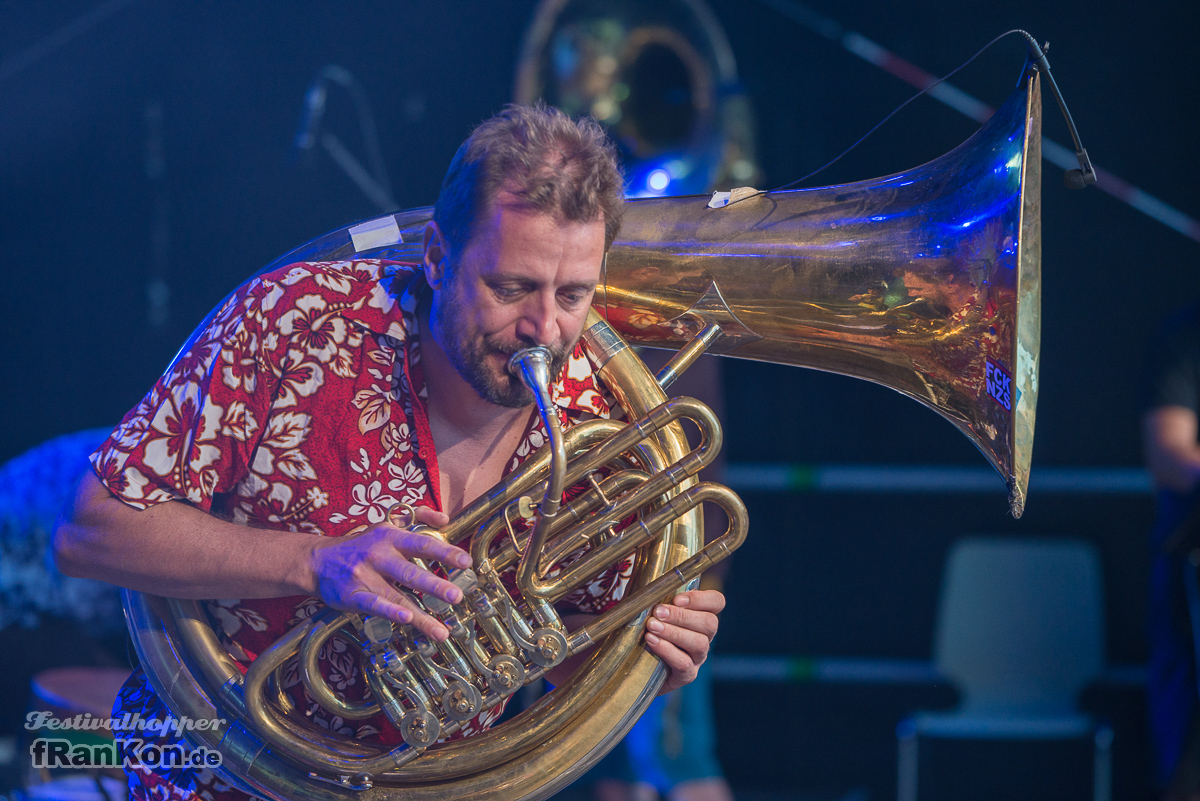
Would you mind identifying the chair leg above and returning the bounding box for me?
[897,721,918,801]
[1092,724,1113,801]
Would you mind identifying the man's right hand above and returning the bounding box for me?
[55,473,472,642]
[309,506,471,641]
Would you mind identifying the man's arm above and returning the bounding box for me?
[53,471,469,640]
[61,472,723,689]
[1143,406,1200,493]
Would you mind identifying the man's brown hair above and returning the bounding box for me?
[434,104,625,259]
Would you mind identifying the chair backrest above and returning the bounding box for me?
[934,537,1105,715]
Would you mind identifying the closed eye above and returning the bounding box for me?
[558,286,595,308]
[558,292,586,307]
[490,282,532,301]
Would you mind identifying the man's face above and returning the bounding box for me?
[427,196,606,408]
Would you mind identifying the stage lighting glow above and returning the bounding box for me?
[647,169,671,192]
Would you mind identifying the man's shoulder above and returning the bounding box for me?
[227,259,420,339]
[250,258,416,301]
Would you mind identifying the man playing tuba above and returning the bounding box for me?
[54,104,724,801]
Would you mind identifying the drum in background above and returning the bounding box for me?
[25,666,132,794]
[20,775,127,801]
[31,667,132,721]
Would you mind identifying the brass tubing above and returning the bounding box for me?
[382,657,436,722]
[535,436,721,598]
[537,470,652,570]
[376,612,653,783]
[243,616,406,775]
[363,669,414,730]
[559,398,720,494]
[167,598,247,713]
[466,421,637,582]
[482,398,713,585]
[514,398,720,600]
[480,469,653,579]
[170,598,390,765]
[515,347,585,615]
[654,323,723,391]
[571,483,748,648]
[434,638,478,685]
[473,592,519,657]
[266,667,295,716]
[406,650,449,698]
[464,420,624,563]
[298,611,380,720]
[164,601,387,765]
[468,638,500,673]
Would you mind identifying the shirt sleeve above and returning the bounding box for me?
[1145,307,1200,414]
[90,277,286,511]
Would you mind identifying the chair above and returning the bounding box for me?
[896,537,1112,801]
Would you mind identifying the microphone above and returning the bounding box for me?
[1021,34,1096,190]
[1063,162,1093,191]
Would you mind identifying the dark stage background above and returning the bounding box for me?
[2,1,1198,799]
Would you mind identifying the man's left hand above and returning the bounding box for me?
[644,589,724,695]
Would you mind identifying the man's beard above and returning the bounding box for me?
[432,288,570,409]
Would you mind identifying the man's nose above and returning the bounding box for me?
[516,292,560,345]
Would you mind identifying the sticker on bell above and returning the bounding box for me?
[986,359,1012,411]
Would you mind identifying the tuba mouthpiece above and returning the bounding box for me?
[508,346,554,393]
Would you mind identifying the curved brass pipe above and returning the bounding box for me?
[300,613,379,720]
[515,397,723,601]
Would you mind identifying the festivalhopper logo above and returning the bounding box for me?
[25,712,227,770]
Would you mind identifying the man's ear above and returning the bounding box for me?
[422,220,449,290]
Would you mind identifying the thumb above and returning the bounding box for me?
[414,506,450,529]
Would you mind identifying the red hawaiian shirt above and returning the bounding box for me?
[91,259,631,801]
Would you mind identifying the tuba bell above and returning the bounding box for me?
[514,0,760,196]
[124,70,1041,801]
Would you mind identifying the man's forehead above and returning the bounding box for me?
[465,201,604,278]
[486,189,605,231]
[482,259,601,291]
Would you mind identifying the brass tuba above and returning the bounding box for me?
[123,70,1041,801]
[514,0,760,195]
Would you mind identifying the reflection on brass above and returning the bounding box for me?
[123,70,1042,801]
[598,72,1042,515]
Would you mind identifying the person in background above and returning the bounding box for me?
[1142,305,1200,801]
